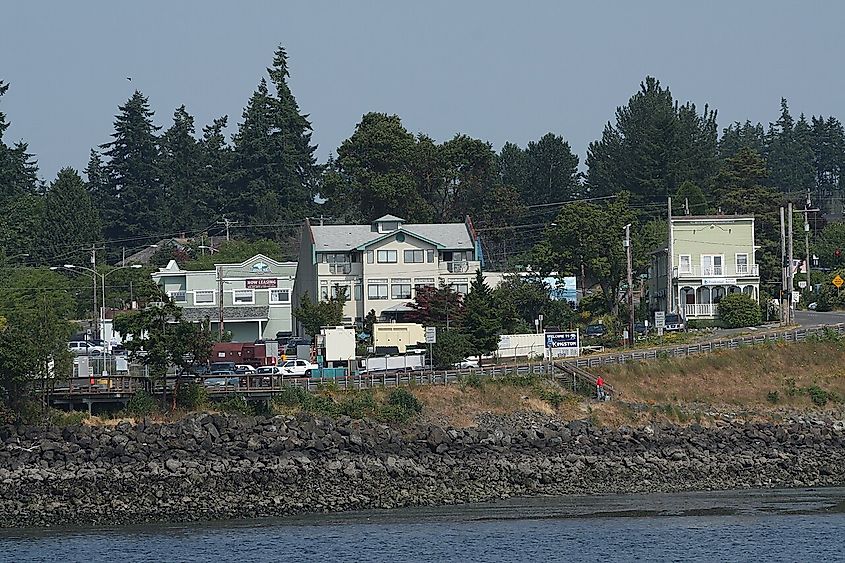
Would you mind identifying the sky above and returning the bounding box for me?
[2,1,845,182]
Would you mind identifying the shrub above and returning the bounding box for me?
[387,387,423,415]
[539,389,565,408]
[216,395,255,416]
[805,385,835,407]
[808,327,842,344]
[718,293,762,328]
[177,383,208,410]
[432,330,470,369]
[273,386,308,408]
[766,390,780,404]
[126,390,158,417]
[459,372,483,389]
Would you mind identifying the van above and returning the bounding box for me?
[67,341,104,356]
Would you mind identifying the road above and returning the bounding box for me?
[794,310,845,327]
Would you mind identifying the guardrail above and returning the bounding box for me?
[571,323,845,369]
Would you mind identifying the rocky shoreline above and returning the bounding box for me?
[2,413,845,528]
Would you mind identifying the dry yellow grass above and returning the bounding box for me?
[594,341,845,407]
[412,383,557,427]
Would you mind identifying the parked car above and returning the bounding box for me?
[634,322,648,337]
[256,366,280,375]
[664,313,686,332]
[209,361,236,373]
[280,359,318,376]
[202,375,239,388]
[453,358,479,369]
[67,341,104,356]
[234,364,257,374]
[585,324,607,338]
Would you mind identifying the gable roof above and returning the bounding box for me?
[310,223,475,252]
[354,228,444,250]
[374,214,406,222]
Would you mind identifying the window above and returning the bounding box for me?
[368,280,389,299]
[233,290,254,304]
[414,278,435,292]
[391,278,412,299]
[736,253,749,274]
[331,284,350,299]
[679,255,691,274]
[404,249,425,263]
[194,290,214,304]
[320,284,329,300]
[270,289,290,304]
[377,250,397,263]
[701,255,723,276]
[427,249,435,263]
[321,253,350,263]
[449,279,469,295]
[354,284,363,301]
[366,250,374,264]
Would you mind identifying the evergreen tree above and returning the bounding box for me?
[764,99,815,194]
[100,91,163,241]
[461,271,500,365]
[810,116,845,210]
[330,112,429,221]
[439,134,498,221]
[159,106,202,232]
[675,180,707,215]
[719,120,766,160]
[0,81,39,203]
[524,133,581,204]
[198,116,231,227]
[228,46,317,234]
[496,142,529,197]
[586,77,718,208]
[39,168,100,265]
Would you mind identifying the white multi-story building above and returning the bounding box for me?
[294,214,502,331]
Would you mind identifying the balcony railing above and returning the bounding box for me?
[444,261,472,273]
[684,303,717,318]
[328,263,352,275]
[168,290,187,303]
[675,264,759,278]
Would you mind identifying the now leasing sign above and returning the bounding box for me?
[245,278,278,289]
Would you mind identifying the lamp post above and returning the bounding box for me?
[53,264,143,339]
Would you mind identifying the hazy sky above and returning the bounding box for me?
[3,1,844,182]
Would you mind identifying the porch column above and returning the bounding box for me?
[258,320,263,339]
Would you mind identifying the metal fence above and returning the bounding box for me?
[571,323,845,369]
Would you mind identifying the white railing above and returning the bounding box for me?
[168,290,187,303]
[684,303,717,317]
[675,264,759,278]
[443,261,478,274]
[328,263,352,275]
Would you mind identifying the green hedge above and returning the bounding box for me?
[718,293,762,328]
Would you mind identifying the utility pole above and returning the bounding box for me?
[91,245,98,339]
[667,197,674,314]
[684,198,690,216]
[624,223,634,346]
[217,217,239,241]
[780,207,787,325]
[803,188,819,296]
[217,265,224,340]
[788,201,794,325]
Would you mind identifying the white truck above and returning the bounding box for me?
[360,353,426,374]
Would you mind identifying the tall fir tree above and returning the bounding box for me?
[764,99,815,194]
[523,133,581,204]
[0,80,41,261]
[461,271,500,365]
[39,168,100,264]
[159,105,202,232]
[100,91,162,242]
[228,46,317,235]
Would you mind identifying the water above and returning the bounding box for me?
[4,488,845,562]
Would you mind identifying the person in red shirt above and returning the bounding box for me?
[596,376,605,400]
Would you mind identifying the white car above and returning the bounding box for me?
[280,359,318,376]
[255,366,280,375]
[234,364,257,374]
[67,341,104,356]
[453,358,479,369]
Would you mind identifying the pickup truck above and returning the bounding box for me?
[280,359,318,377]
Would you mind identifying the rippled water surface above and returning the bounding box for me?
[4,488,845,562]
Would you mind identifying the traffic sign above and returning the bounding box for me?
[833,275,844,289]
[425,326,437,344]
[654,311,666,329]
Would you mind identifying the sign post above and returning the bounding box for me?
[425,326,437,373]
[654,311,665,337]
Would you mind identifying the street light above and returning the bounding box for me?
[56,263,143,339]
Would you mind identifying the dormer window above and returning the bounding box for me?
[373,214,406,233]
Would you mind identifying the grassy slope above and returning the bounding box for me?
[594,340,845,408]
